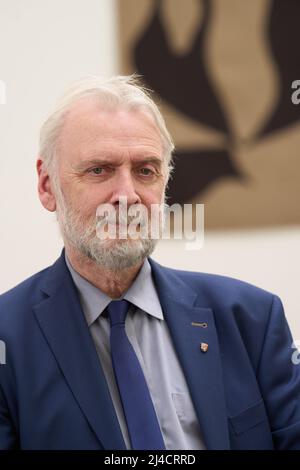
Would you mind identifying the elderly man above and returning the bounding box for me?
[0,76,300,450]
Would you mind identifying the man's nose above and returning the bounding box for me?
[109,170,141,206]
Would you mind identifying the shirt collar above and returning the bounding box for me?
[65,253,164,326]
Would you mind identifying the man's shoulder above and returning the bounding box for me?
[0,265,50,327]
[150,258,276,319]
[153,259,273,297]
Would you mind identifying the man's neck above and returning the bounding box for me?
[65,245,144,299]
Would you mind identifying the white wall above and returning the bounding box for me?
[0,0,299,341]
[0,0,117,287]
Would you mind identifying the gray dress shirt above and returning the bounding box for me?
[65,255,206,450]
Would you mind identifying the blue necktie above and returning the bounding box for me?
[107,299,165,450]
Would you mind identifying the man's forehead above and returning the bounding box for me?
[57,98,164,162]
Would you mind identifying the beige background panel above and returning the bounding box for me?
[118,0,299,229]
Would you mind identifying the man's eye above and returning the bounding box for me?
[91,167,103,175]
[139,168,154,176]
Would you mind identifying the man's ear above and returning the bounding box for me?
[36,159,57,212]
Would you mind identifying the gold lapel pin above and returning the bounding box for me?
[200,342,209,353]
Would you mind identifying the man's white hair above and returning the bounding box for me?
[39,74,175,180]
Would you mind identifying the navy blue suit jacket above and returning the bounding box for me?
[0,250,300,449]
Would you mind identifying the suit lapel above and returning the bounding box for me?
[33,252,126,450]
[149,258,230,450]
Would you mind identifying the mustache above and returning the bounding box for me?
[96,212,149,227]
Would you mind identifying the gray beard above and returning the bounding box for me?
[55,191,159,271]
[78,235,157,271]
